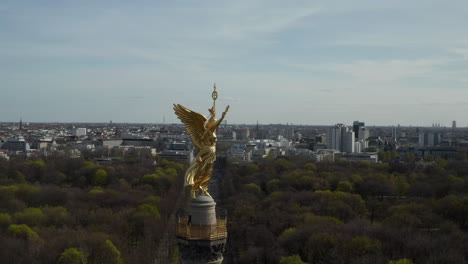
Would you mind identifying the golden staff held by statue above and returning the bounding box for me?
[173,84,230,198]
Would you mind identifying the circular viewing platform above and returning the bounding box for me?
[176,216,227,240]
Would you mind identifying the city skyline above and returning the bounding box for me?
[1,1,468,126]
[0,119,463,128]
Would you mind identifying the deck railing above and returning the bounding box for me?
[176,217,227,240]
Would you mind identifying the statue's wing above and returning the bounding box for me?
[173,104,207,149]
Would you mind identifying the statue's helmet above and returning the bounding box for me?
[205,107,217,129]
[208,107,216,115]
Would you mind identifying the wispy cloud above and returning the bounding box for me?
[332,36,418,48]
[319,88,334,93]
[452,48,468,59]
[1,1,468,125]
[323,59,445,82]
[216,6,320,40]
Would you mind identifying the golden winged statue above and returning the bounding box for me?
[173,84,229,198]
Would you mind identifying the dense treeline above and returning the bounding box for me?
[0,154,184,264]
[218,157,468,264]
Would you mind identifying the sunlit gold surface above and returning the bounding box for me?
[173,84,229,197]
[176,217,227,240]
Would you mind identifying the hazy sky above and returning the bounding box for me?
[1,1,468,126]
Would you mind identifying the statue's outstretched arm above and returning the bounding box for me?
[213,105,230,129]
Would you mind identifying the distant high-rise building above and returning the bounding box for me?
[356,127,369,152]
[358,127,369,142]
[256,121,259,139]
[452,120,456,131]
[391,125,399,141]
[354,141,361,154]
[342,130,355,153]
[327,124,344,151]
[419,131,441,147]
[327,124,355,153]
[418,132,425,147]
[353,121,365,139]
[281,125,295,141]
[72,127,87,137]
[19,118,23,130]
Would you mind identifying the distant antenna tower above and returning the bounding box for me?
[256,121,259,139]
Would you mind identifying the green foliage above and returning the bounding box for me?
[345,236,381,257]
[141,168,176,194]
[0,213,12,227]
[435,158,448,169]
[89,187,104,195]
[170,245,179,264]
[2,149,468,263]
[303,213,343,225]
[160,159,185,173]
[275,158,295,172]
[57,248,87,264]
[7,224,39,240]
[455,149,467,160]
[304,163,317,171]
[267,191,284,200]
[307,232,338,263]
[15,183,41,203]
[266,179,281,193]
[154,167,165,176]
[103,240,123,264]
[118,178,130,189]
[89,239,123,264]
[380,150,398,162]
[388,259,415,264]
[43,171,66,184]
[282,169,317,190]
[13,207,47,226]
[358,161,371,169]
[143,195,161,205]
[447,175,464,184]
[313,190,368,221]
[279,255,308,264]
[0,155,183,263]
[141,173,158,185]
[164,167,177,177]
[278,227,298,242]
[0,185,19,197]
[403,152,415,162]
[318,171,333,178]
[244,183,262,195]
[434,195,468,229]
[136,203,160,219]
[42,206,71,226]
[13,170,26,182]
[383,202,439,229]
[246,163,260,174]
[217,155,468,264]
[336,180,354,192]
[383,212,422,228]
[392,175,410,196]
[92,169,108,186]
[83,161,97,168]
[28,159,46,168]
